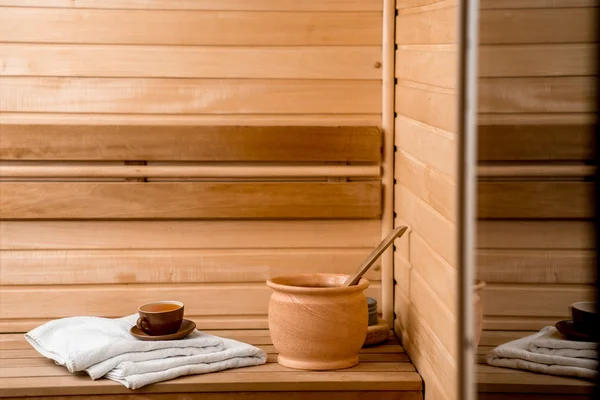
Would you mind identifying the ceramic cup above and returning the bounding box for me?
[572,301,597,335]
[136,301,184,336]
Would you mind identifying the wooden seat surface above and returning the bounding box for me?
[0,329,422,399]
[477,331,594,399]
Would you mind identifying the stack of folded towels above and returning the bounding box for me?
[25,314,267,389]
[487,326,598,380]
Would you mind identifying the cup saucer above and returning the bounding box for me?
[130,319,196,341]
[555,320,595,342]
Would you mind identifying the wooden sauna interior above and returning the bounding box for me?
[475,0,598,399]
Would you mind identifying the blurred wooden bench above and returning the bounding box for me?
[476,330,594,400]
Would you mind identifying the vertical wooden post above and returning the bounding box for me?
[381,0,396,325]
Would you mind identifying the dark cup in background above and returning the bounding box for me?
[137,301,184,336]
[571,302,597,335]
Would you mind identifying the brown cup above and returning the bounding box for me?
[136,301,184,336]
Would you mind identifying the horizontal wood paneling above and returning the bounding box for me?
[477,249,596,284]
[479,77,596,114]
[0,8,382,46]
[396,151,455,222]
[477,124,595,161]
[0,283,381,319]
[0,249,381,285]
[479,8,597,44]
[480,284,595,317]
[395,81,456,132]
[395,45,457,89]
[0,44,382,80]
[394,116,456,179]
[0,220,381,249]
[0,78,381,114]
[477,221,595,249]
[479,44,597,77]
[0,0,384,11]
[0,182,381,220]
[0,125,381,162]
[478,181,594,219]
[480,0,598,9]
[396,3,456,45]
[483,316,567,332]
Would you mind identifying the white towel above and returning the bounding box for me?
[487,327,598,380]
[25,315,223,374]
[529,326,598,360]
[105,337,267,389]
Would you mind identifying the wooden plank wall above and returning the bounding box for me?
[0,1,385,332]
[394,1,458,399]
[477,0,598,333]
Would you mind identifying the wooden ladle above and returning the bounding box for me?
[344,226,409,286]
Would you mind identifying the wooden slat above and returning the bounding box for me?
[479,44,597,77]
[0,44,382,80]
[0,8,381,46]
[395,45,457,89]
[480,284,595,317]
[0,125,381,162]
[0,220,380,249]
[477,249,596,284]
[395,82,456,132]
[0,78,381,115]
[396,3,457,45]
[478,165,596,179]
[480,0,598,9]
[395,151,455,222]
[477,181,594,219]
[0,283,382,319]
[395,116,456,179]
[0,182,381,220]
[395,185,456,266]
[483,316,564,331]
[0,394,424,400]
[477,124,595,161]
[479,77,596,114]
[477,221,595,249]
[479,8,597,44]
[478,330,532,347]
[0,248,381,285]
[0,315,271,333]
[0,0,385,11]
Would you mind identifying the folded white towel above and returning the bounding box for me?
[105,337,267,389]
[529,327,598,360]
[487,327,598,380]
[25,315,224,374]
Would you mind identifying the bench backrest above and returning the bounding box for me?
[0,124,383,332]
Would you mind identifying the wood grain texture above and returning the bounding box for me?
[480,0,598,9]
[0,78,381,115]
[0,220,381,249]
[0,0,385,11]
[0,283,380,319]
[0,8,382,46]
[395,116,456,178]
[479,44,597,77]
[477,124,595,161]
[396,151,455,222]
[0,248,381,285]
[477,221,595,249]
[395,45,457,89]
[0,182,381,220]
[483,316,569,331]
[0,394,423,400]
[0,125,381,162]
[479,8,597,44]
[396,82,456,132]
[0,44,382,80]
[477,181,594,219]
[480,284,595,317]
[396,4,457,45]
[477,249,596,284]
[479,77,596,114]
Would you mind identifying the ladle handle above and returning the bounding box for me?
[344,226,409,286]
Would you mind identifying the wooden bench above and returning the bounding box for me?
[0,329,422,399]
[0,124,422,399]
[477,331,595,399]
